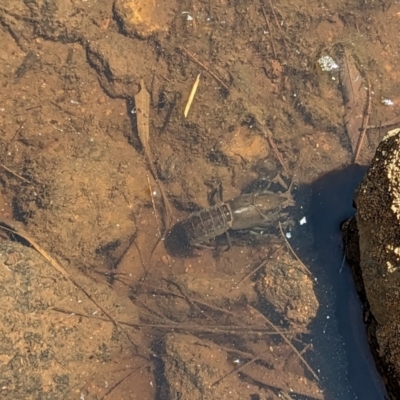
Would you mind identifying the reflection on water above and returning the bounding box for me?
[299,164,387,399]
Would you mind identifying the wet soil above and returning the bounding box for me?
[0,0,399,399]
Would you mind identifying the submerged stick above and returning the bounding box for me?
[184,73,201,118]
[134,79,151,156]
[212,353,262,386]
[268,0,284,35]
[0,163,31,183]
[51,307,308,334]
[353,78,371,164]
[142,284,235,316]
[278,221,312,276]
[147,174,162,239]
[234,259,267,287]
[181,47,229,91]
[366,117,400,130]
[340,50,364,156]
[261,6,277,58]
[100,366,144,400]
[134,80,173,232]
[163,278,211,319]
[258,125,289,175]
[248,304,319,381]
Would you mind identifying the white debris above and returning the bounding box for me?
[299,216,307,225]
[317,55,339,72]
[381,98,394,106]
[285,232,292,239]
[181,11,193,21]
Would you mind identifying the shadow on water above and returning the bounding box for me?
[294,164,388,399]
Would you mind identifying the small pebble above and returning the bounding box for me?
[161,255,170,265]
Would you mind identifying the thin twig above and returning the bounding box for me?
[10,118,27,142]
[142,284,235,316]
[25,105,42,112]
[366,118,400,130]
[136,299,177,324]
[212,354,262,386]
[134,80,173,232]
[258,125,289,175]
[248,305,319,381]
[260,6,277,58]
[234,260,267,287]
[213,342,316,393]
[181,46,229,91]
[184,73,201,118]
[147,174,162,239]
[299,342,312,356]
[278,222,312,276]
[137,175,174,289]
[159,73,171,82]
[163,278,212,320]
[100,366,144,399]
[353,79,371,164]
[268,0,284,35]
[0,163,31,183]
[51,307,308,334]
[216,345,255,359]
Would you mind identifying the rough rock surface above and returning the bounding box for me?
[14,127,149,269]
[0,240,142,399]
[114,0,170,38]
[351,128,400,396]
[256,250,318,328]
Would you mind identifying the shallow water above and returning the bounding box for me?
[1,0,399,398]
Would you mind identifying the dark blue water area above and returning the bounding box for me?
[293,164,388,400]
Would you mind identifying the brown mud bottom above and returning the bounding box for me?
[1,164,388,400]
[0,214,321,400]
[1,0,400,398]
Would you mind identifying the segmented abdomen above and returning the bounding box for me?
[179,203,233,245]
